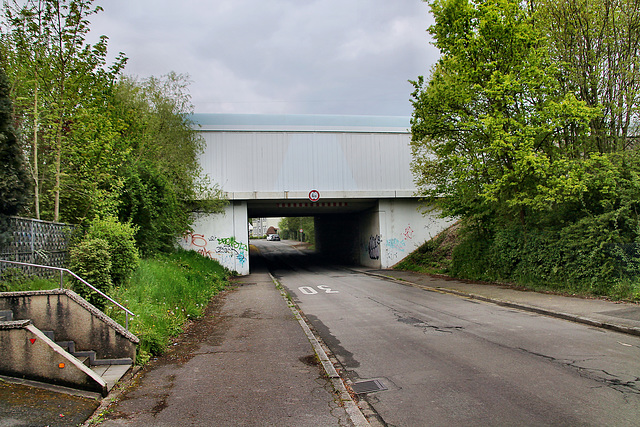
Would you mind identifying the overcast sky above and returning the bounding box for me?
[89,0,438,117]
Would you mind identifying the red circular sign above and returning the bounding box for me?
[308,189,320,202]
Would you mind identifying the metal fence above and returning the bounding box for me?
[0,217,76,274]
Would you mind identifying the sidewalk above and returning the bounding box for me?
[87,261,361,427]
[357,268,640,337]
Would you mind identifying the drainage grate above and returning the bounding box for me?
[351,379,388,394]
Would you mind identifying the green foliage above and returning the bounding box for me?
[0,65,29,244]
[1,0,127,221]
[1,3,225,253]
[278,217,315,244]
[111,75,226,255]
[85,216,139,286]
[409,0,640,299]
[68,237,112,309]
[0,268,58,292]
[105,249,228,365]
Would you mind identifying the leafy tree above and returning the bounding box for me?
[1,0,126,221]
[112,74,226,254]
[0,64,29,244]
[539,0,640,153]
[278,217,315,243]
[411,0,600,226]
[410,0,640,298]
[2,3,225,256]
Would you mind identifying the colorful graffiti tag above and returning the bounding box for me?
[182,232,248,270]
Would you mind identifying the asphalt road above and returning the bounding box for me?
[255,239,640,427]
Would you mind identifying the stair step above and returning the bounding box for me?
[0,310,13,321]
[42,330,55,341]
[76,356,91,367]
[92,358,134,366]
[56,340,76,353]
[92,364,132,391]
[73,350,96,365]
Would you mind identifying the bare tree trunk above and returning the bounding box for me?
[32,72,40,219]
[53,121,62,222]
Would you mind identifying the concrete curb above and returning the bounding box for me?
[268,273,371,427]
[357,270,640,338]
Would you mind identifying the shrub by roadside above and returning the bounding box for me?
[395,222,640,302]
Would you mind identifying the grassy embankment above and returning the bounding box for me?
[0,249,229,364]
[395,223,640,301]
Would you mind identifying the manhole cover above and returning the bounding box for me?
[351,379,387,394]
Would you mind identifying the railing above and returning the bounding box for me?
[0,259,134,330]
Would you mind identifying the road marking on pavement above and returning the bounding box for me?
[298,285,339,295]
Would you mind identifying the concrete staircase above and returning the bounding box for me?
[0,289,139,396]
[41,329,133,392]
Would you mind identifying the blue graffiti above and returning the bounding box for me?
[237,251,247,266]
[386,238,406,252]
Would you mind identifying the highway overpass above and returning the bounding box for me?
[180,113,452,274]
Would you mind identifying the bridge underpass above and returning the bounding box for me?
[180,114,453,275]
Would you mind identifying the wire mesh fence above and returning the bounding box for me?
[0,217,76,276]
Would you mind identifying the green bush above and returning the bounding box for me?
[441,218,640,300]
[69,238,112,309]
[86,216,140,286]
[0,267,22,291]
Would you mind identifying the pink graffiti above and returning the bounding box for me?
[403,226,414,240]
[197,248,214,258]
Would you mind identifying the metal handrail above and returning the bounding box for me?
[0,259,134,330]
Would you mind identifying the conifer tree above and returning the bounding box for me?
[0,65,29,245]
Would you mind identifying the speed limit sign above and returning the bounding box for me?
[308,189,320,202]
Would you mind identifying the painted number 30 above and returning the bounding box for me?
[298,285,339,295]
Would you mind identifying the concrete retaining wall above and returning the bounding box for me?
[0,289,138,360]
[179,201,250,275]
[0,322,107,395]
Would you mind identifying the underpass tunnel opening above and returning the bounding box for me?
[247,199,381,271]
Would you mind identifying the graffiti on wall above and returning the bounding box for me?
[385,225,414,261]
[182,232,248,270]
[368,235,381,260]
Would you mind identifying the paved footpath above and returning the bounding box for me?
[90,263,356,426]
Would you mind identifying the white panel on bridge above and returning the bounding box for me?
[192,114,415,199]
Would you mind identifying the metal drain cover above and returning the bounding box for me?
[351,379,387,394]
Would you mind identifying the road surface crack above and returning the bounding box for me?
[517,347,640,395]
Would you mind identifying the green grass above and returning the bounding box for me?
[1,249,230,365]
[103,249,230,365]
[394,223,459,275]
[0,268,59,292]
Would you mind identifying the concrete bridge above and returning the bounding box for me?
[180,114,452,274]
